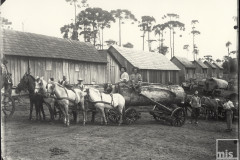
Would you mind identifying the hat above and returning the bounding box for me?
[194,91,198,95]
[78,79,83,81]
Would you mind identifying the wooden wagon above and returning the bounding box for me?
[98,83,186,127]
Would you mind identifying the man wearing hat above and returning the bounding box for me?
[223,97,235,132]
[59,75,69,87]
[190,90,201,124]
[130,67,142,93]
[77,79,84,91]
[1,56,8,76]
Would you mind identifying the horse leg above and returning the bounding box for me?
[116,105,124,126]
[40,102,45,120]
[29,99,33,120]
[35,103,40,121]
[64,104,70,126]
[80,101,86,126]
[100,107,108,125]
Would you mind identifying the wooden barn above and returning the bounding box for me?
[170,56,196,83]
[213,62,224,78]
[204,61,217,78]
[192,60,208,79]
[2,29,107,86]
[103,46,180,84]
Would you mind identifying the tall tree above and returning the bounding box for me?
[97,10,115,49]
[138,16,155,51]
[162,13,184,58]
[225,41,232,57]
[191,20,201,60]
[65,0,88,41]
[110,9,137,46]
[152,23,168,54]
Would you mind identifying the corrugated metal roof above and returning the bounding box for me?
[204,61,217,69]
[172,56,196,68]
[109,46,180,70]
[213,62,224,69]
[3,29,107,63]
[194,60,208,69]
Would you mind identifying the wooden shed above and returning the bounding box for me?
[204,61,217,78]
[2,29,107,86]
[213,62,224,78]
[106,46,180,84]
[170,56,196,83]
[192,60,208,80]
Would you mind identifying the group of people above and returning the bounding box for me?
[119,66,142,93]
[189,90,236,132]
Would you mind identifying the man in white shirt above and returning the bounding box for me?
[223,98,235,132]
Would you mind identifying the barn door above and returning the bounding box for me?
[110,65,115,83]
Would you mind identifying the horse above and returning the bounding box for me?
[15,73,45,121]
[34,77,58,121]
[85,87,125,125]
[46,82,86,126]
[201,96,220,120]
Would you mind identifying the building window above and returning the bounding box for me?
[46,60,52,71]
[75,64,79,72]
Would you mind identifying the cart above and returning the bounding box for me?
[106,83,186,127]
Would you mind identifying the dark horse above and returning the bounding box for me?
[16,72,45,120]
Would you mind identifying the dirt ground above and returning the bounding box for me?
[1,98,239,160]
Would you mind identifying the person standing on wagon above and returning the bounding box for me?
[130,67,142,93]
[223,98,235,132]
[190,91,201,124]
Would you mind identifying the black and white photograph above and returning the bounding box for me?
[0,0,239,159]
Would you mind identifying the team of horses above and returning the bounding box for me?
[15,72,125,126]
[12,72,229,126]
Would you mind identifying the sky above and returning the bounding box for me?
[1,0,238,61]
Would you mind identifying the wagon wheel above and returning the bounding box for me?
[124,108,140,125]
[2,94,15,119]
[107,109,120,124]
[152,105,164,122]
[171,107,186,127]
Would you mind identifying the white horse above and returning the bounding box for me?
[85,87,125,125]
[46,82,86,126]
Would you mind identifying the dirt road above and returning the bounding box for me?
[1,101,238,160]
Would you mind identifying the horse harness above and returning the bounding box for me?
[86,90,114,107]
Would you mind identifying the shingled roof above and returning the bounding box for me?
[213,62,223,69]
[3,29,107,63]
[193,60,208,69]
[171,56,196,68]
[108,46,180,70]
[204,61,217,69]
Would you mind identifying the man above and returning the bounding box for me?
[59,76,68,87]
[190,90,201,124]
[223,98,235,132]
[1,57,8,76]
[130,67,142,93]
[119,66,129,83]
[77,79,84,91]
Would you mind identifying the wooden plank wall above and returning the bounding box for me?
[106,52,120,83]
[139,70,179,84]
[6,56,107,86]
